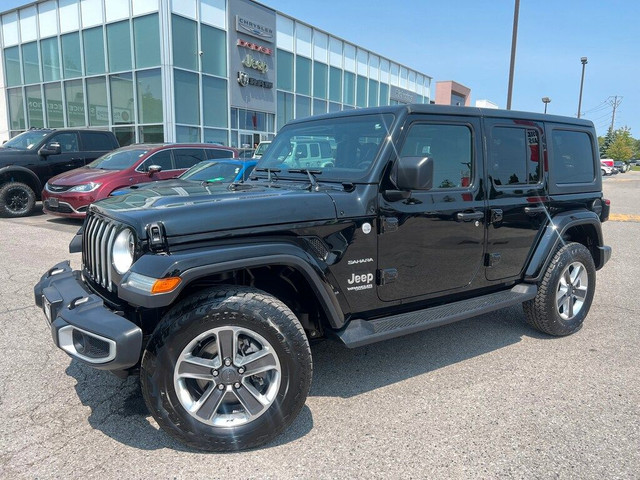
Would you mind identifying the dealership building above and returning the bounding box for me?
[0,0,432,147]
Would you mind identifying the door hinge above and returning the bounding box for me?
[381,217,399,233]
[377,268,398,285]
[485,253,501,267]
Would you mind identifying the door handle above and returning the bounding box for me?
[456,211,484,222]
[524,206,546,215]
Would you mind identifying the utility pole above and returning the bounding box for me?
[506,0,520,110]
[608,96,622,131]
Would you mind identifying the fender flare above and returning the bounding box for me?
[524,210,605,282]
[118,242,346,329]
[0,165,43,193]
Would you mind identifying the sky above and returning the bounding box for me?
[0,0,637,137]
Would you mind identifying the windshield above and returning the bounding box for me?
[181,161,246,182]
[87,148,149,170]
[254,142,271,156]
[256,113,394,181]
[3,130,50,150]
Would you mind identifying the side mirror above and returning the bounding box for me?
[38,142,61,157]
[147,165,162,176]
[392,156,434,191]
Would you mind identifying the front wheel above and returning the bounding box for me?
[523,242,596,336]
[141,286,312,451]
[0,181,36,217]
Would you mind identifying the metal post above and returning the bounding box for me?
[506,0,520,110]
[577,57,588,118]
[542,97,551,114]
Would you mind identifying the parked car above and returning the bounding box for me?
[0,128,119,217]
[110,158,257,196]
[251,140,271,159]
[36,104,610,452]
[601,162,614,176]
[630,159,640,166]
[613,160,628,173]
[42,144,238,218]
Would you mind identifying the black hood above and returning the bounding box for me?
[92,181,338,238]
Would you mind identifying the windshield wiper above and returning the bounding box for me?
[252,167,281,183]
[287,169,322,191]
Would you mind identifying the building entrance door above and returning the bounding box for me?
[239,131,263,149]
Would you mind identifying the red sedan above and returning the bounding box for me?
[42,143,237,218]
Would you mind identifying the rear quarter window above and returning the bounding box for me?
[206,148,235,159]
[551,129,595,184]
[80,131,117,151]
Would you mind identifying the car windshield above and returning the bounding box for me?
[2,130,50,150]
[181,161,244,182]
[254,142,271,156]
[256,113,394,181]
[87,148,149,170]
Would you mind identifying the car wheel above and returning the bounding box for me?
[601,169,606,176]
[523,242,596,336]
[141,286,312,452]
[0,181,36,218]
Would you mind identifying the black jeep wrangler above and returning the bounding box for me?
[35,105,611,451]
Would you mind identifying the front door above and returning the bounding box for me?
[44,132,85,180]
[377,116,486,302]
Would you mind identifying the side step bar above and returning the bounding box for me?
[336,284,537,348]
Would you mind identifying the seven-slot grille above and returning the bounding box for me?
[83,215,119,292]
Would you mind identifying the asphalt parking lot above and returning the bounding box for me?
[1,173,638,479]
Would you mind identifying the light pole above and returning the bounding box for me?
[542,97,551,114]
[506,0,520,110]
[577,56,588,118]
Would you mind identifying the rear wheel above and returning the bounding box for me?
[524,242,596,336]
[0,181,36,217]
[141,286,312,451]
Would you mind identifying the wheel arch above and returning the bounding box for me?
[0,166,43,199]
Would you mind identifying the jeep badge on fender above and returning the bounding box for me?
[34,104,610,451]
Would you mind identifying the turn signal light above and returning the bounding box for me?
[151,277,182,294]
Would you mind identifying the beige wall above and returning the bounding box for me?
[435,81,471,106]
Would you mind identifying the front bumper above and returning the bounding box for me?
[34,261,142,370]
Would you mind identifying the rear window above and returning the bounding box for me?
[551,130,595,184]
[206,148,235,159]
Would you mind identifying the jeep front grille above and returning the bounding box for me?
[83,215,119,292]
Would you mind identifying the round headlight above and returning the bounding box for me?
[112,228,135,274]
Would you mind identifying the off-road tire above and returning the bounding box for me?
[523,242,596,336]
[0,181,36,218]
[141,286,312,452]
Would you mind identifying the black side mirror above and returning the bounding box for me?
[392,156,434,191]
[147,165,162,176]
[38,142,61,157]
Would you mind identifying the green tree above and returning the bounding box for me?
[605,127,634,161]
[599,127,615,158]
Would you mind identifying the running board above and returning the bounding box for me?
[336,284,537,348]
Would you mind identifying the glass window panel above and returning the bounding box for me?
[49,132,79,152]
[277,91,293,130]
[61,32,82,79]
[230,108,238,129]
[110,72,135,125]
[107,20,132,72]
[41,38,60,82]
[356,75,367,108]
[86,76,109,126]
[379,83,389,106]
[7,88,25,130]
[552,130,595,184]
[295,95,310,119]
[313,99,327,115]
[204,128,228,145]
[277,49,293,91]
[174,148,206,169]
[174,69,199,125]
[313,61,327,99]
[343,71,355,106]
[4,46,22,86]
[65,79,85,126]
[295,56,311,96]
[328,101,341,113]
[201,24,225,76]
[83,27,105,75]
[141,149,172,171]
[136,68,163,124]
[329,67,341,103]
[489,127,527,186]
[172,15,197,71]
[25,85,44,128]
[368,79,379,107]
[22,42,40,84]
[44,82,64,127]
[113,126,136,146]
[134,14,160,69]
[203,75,227,128]
[176,125,200,142]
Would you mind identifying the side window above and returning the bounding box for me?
[140,150,173,171]
[309,143,320,157]
[551,130,595,184]
[399,124,472,189]
[489,127,540,186]
[49,132,79,153]
[174,148,207,169]
[79,131,115,151]
[206,148,234,159]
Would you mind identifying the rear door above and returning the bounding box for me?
[484,118,548,281]
[79,131,117,163]
[377,115,486,302]
[173,148,208,175]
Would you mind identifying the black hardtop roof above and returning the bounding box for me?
[286,104,594,129]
